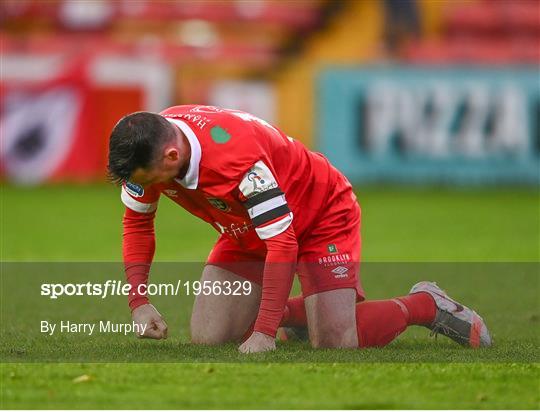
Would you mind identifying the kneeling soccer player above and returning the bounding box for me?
[107,105,492,353]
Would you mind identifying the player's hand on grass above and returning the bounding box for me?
[239,331,276,354]
[132,303,168,339]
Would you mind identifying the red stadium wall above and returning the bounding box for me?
[92,87,144,181]
[1,55,169,184]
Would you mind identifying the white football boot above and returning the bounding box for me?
[409,281,493,348]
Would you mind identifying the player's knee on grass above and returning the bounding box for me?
[305,288,358,349]
[190,265,261,345]
[308,320,358,349]
[309,326,357,349]
[190,317,236,345]
[190,293,252,345]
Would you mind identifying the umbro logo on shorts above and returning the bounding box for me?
[331,266,349,278]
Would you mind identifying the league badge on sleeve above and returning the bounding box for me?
[239,161,278,197]
[124,181,144,197]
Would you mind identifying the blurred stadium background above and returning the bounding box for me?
[1,2,539,408]
[1,0,538,186]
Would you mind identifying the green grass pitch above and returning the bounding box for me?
[1,184,539,409]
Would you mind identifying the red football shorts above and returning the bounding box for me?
[206,189,364,300]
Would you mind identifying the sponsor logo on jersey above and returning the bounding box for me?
[318,253,351,268]
[214,221,252,239]
[331,266,349,278]
[207,197,231,212]
[210,126,231,144]
[125,181,144,197]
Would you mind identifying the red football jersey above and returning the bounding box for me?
[121,105,354,248]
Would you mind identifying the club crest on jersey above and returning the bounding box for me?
[125,181,144,197]
[207,197,231,212]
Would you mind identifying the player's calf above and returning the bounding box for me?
[305,288,358,348]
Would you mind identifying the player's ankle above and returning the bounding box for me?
[396,292,436,326]
[280,305,291,326]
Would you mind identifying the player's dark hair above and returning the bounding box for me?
[107,112,176,184]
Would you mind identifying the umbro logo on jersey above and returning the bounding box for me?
[207,197,231,212]
[163,189,178,197]
[331,266,349,278]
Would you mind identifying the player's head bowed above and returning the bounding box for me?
[107,112,180,186]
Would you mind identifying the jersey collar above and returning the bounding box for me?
[165,117,202,189]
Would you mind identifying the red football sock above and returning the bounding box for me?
[244,295,307,342]
[356,299,409,347]
[280,295,307,327]
[356,293,436,347]
[267,292,435,348]
[396,292,436,326]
